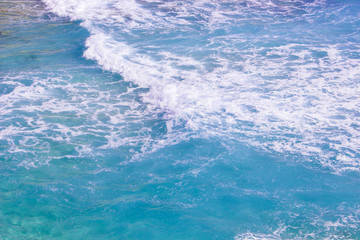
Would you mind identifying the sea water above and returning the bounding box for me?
[0,0,360,239]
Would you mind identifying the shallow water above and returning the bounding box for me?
[0,0,360,239]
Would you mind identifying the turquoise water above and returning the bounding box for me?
[1,0,360,239]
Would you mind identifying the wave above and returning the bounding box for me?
[41,0,360,172]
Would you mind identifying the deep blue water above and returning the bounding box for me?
[1,0,360,239]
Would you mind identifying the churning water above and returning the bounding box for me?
[0,0,360,239]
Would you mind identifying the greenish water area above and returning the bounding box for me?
[0,0,45,25]
[1,0,360,239]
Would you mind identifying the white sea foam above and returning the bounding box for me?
[37,0,360,172]
[235,229,284,240]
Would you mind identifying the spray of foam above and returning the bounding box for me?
[41,0,360,172]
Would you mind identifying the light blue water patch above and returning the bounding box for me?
[1,0,360,239]
[1,137,360,239]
